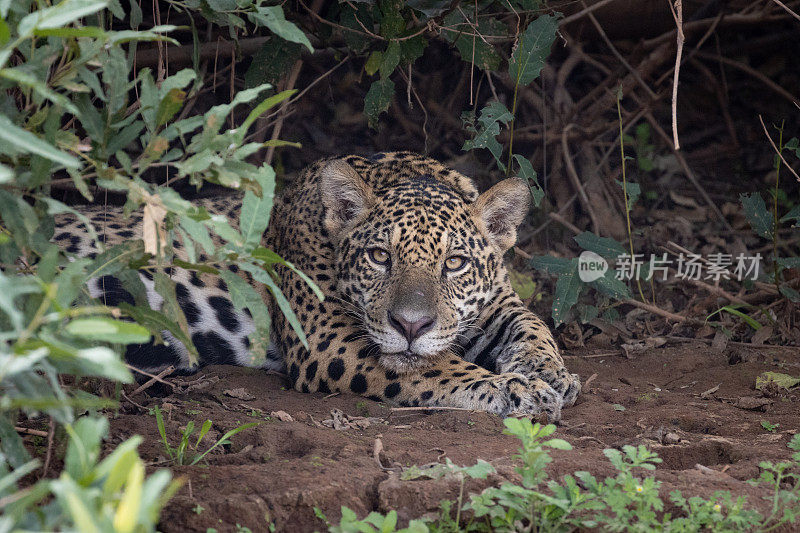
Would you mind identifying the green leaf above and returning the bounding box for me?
[512,154,544,206]
[240,165,276,249]
[85,241,145,280]
[543,438,572,450]
[153,271,197,365]
[573,231,626,259]
[0,115,80,168]
[365,51,383,76]
[616,179,641,211]
[446,15,504,72]
[379,41,401,79]
[740,192,774,240]
[551,259,581,326]
[529,255,573,275]
[0,67,79,114]
[155,88,187,127]
[118,302,199,363]
[239,262,308,349]
[508,15,558,87]
[780,204,800,224]
[219,270,270,365]
[379,0,405,38]
[590,269,631,299]
[364,78,395,129]
[190,422,258,465]
[245,39,302,90]
[17,0,108,37]
[780,284,800,302]
[248,5,313,51]
[509,269,537,300]
[238,89,294,142]
[0,417,33,469]
[66,317,151,344]
[777,257,800,269]
[462,101,512,170]
[406,0,451,17]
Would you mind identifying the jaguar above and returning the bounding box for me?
[56,152,580,420]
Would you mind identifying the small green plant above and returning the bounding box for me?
[761,420,780,433]
[153,406,257,466]
[741,122,800,303]
[0,416,180,531]
[320,421,800,532]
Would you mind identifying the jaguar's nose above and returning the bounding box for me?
[387,310,435,343]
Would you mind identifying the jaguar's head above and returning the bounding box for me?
[320,158,529,373]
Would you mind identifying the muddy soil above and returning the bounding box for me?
[108,343,800,532]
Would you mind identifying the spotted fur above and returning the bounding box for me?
[56,152,580,419]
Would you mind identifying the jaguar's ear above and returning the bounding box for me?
[471,178,530,252]
[319,159,375,237]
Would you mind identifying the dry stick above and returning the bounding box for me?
[247,56,351,143]
[41,417,54,479]
[667,0,684,150]
[548,211,582,235]
[768,0,800,22]
[125,363,176,387]
[560,0,619,25]
[759,114,800,183]
[264,59,302,166]
[130,365,177,396]
[14,426,48,437]
[623,298,703,325]
[583,3,658,100]
[561,124,601,234]
[694,51,799,105]
[642,12,790,48]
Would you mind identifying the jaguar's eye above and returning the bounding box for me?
[444,255,468,272]
[367,247,390,266]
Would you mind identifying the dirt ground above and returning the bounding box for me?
[105,342,799,532]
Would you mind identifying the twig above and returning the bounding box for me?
[695,51,800,106]
[759,115,800,183]
[126,363,176,387]
[548,212,582,235]
[14,426,48,437]
[265,58,303,166]
[561,124,601,234]
[583,2,658,100]
[130,365,176,396]
[667,0,684,149]
[767,0,800,22]
[623,298,704,325]
[560,0,619,25]
[41,417,55,479]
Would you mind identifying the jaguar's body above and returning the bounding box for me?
[57,152,580,419]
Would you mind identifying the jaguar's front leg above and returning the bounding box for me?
[467,290,581,409]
